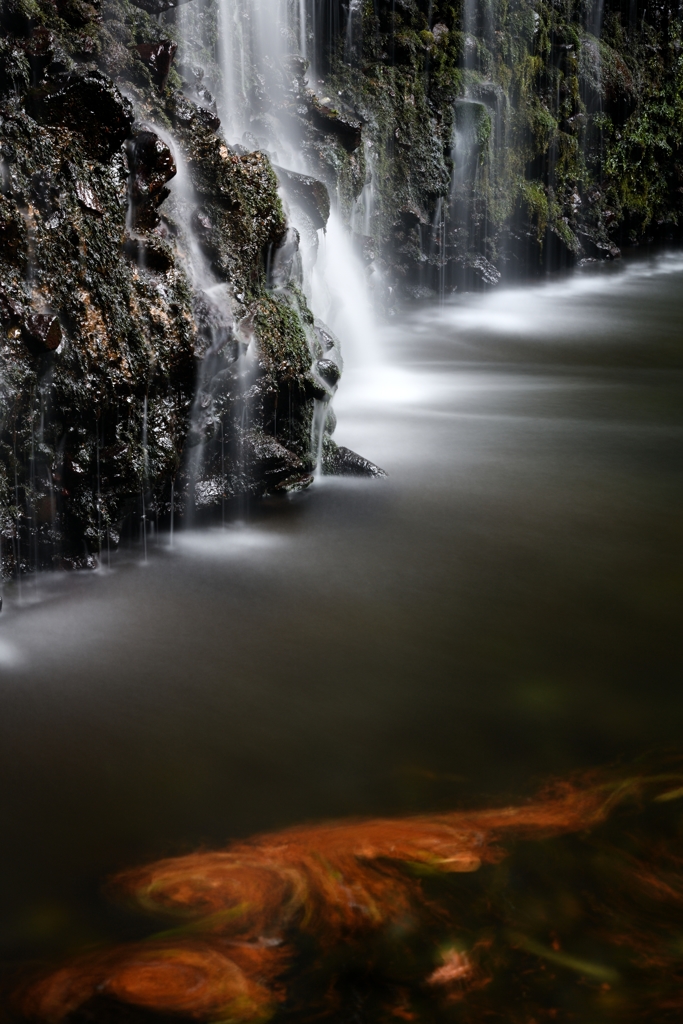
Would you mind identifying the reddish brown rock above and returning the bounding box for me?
[135,39,177,91]
[23,313,62,351]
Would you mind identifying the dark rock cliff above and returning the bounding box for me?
[313,0,683,294]
[0,0,355,573]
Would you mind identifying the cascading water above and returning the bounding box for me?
[350,140,376,241]
[145,123,246,523]
[141,394,149,561]
[166,0,378,499]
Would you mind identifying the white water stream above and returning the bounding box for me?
[177,0,378,369]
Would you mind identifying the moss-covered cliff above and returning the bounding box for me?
[0,0,362,574]
[316,0,683,291]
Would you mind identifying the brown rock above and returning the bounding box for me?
[23,314,62,352]
[127,129,176,202]
[135,40,177,92]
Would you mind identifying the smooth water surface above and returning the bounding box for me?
[1,254,682,964]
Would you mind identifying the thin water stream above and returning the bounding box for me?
[1,255,682,1004]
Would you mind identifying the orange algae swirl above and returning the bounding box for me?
[18,770,682,1024]
[20,941,286,1024]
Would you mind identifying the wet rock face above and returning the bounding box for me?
[127,127,176,229]
[30,68,134,159]
[317,0,683,297]
[0,0,347,576]
[135,39,177,91]
[22,313,62,352]
[315,358,341,388]
[321,438,386,478]
[273,166,330,232]
[0,79,195,571]
[128,0,195,13]
[128,129,177,198]
[306,96,363,153]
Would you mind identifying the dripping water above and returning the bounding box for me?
[141,396,148,564]
[169,479,175,548]
[13,437,22,599]
[95,416,102,565]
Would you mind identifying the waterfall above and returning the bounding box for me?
[350,140,376,241]
[588,0,605,42]
[169,0,378,485]
[141,395,149,562]
[311,212,378,371]
[213,0,289,141]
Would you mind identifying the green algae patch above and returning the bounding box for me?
[254,296,312,381]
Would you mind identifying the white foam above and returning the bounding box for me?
[422,253,683,340]
[310,211,379,371]
[0,637,22,667]
[174,525,285,558]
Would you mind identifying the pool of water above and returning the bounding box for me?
[1,254,682,1007]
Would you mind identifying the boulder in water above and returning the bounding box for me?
[315,358,341,388]
[578,232,621,261]
[322,438,386,478]
[463,253,501,287]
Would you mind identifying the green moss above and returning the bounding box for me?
[0,0,324,571]
[254,295,311,379]
[527,103,557,150]
[604,52,683,230]
[519,179,549,236]
[322,0,683,283]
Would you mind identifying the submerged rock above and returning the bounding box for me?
[24,773,674,1024]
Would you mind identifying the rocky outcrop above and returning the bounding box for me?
[322,438,386,478]
[273,167,330,233]
[159,0,682,303]
[0,0,363,575]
